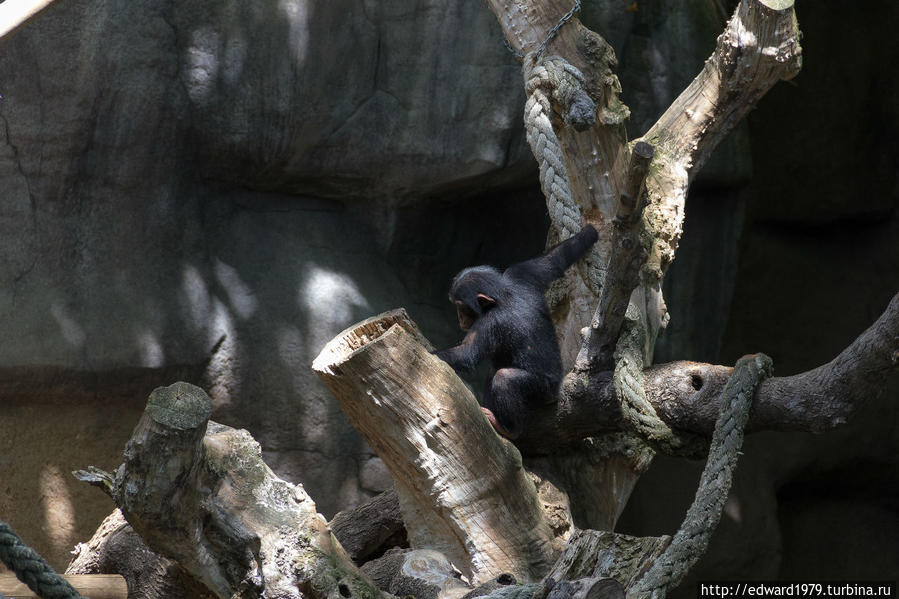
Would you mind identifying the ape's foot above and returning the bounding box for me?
[480,407,518,440]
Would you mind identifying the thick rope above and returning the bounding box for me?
[0,520,84,599]
[626,353,773,599]
[522,53,600,292]
[613,306,708,457]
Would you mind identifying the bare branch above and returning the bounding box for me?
[519,292,899,453]
[576,141,654,372]
[641,0,802,302]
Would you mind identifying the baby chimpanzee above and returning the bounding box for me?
[434,225,598,439]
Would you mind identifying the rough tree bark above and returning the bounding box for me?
[311,310,557,585]
[74,382,386,599]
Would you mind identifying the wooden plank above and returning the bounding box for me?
[0,574,128,599]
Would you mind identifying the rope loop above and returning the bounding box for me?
[616,338,773,599]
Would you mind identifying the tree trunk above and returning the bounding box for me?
[312,310,558,584]
[481,0,803,528]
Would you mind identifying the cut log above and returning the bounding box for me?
[313,310,556,584]
[329,489,406,563]
[76,382,384,599]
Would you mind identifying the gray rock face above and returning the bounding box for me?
[174,0,531,199]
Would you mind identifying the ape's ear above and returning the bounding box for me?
[476,293,496,310]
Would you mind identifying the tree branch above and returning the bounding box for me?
[519,292,899,453]
[640,0,802,336]
[576,141,654,372]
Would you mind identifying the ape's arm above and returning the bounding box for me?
[506,225,598,287]
[434,328,491,373]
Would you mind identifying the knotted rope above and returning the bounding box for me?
[0,519,83,599]
[522,53,600,292]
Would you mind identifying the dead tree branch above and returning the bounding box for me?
[576,141,654,373]
[75,382,384,599]
[313,310,557,584]
[330,490,405,564]
[520,292,899,453]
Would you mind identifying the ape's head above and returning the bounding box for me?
[448,266,502,331]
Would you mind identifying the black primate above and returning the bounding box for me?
[435,225,598,439]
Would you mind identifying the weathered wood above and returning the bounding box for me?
[0,574,127,598]
[482,0,803,530]
[66,509,212,599]
[640,0,802,342]
[576,141,655,373]
[546,531,670,591]
[329,489,406,563]
[313,310,556,584]
[80,382,383,599]
[521,292,899,453]
[0,0,58,40]
[547,577,625,599]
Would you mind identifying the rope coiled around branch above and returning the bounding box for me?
[522,53,600,292]
[612,306,708,458]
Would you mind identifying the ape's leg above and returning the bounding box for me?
[484,368,553,439]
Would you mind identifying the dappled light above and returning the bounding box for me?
[279,0,310,64]
[214,259,258,319]
[137,330,165,368]
[180,264,212,327]
[49,302,86,348]
[300,265,370,353]
[39,464,76,560]
[184,26,220,104]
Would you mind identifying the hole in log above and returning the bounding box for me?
[312,308,424,375]
[497,573,516,585]
[690,373,703,391]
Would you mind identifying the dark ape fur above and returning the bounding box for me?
[435,224,598,439]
